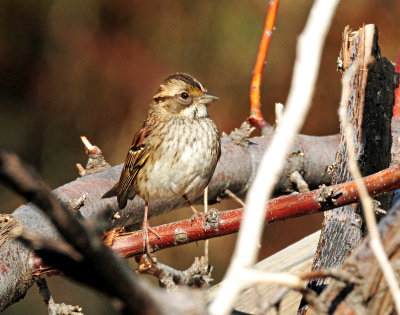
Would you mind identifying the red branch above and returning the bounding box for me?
[249,0,280,131]
[108,165,400,258]
[393,46,400,118]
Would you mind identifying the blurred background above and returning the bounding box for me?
[1,0,399,313]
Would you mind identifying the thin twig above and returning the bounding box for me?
[137,255,212,289]
[275,102,284,128]
[289,170,310,193]
[36,276,83,315]
[225,189,246,207]
[36,276,55,313]
[238,268,303,289]
[249,0,280,132]
[238,268,358,289]
[209,1,340,314]
[204,186,209,266]
[80,136,95,153]
[65,193,88,212]
[298,269,360,285]
[76,136,110,176]
[256,269,358,314]
[339,61,400,313]
[231,269,356,314]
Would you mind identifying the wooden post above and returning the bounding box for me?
[299,24,396,313]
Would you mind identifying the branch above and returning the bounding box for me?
[289,170,310,193]
[76,136,111,176]
[2,125,400,311]
[1,125,399,311]
[23,162,400,279]
[0,149,195,314]
[137,255,212,289]
[0,132,338,311]
[108,164,400,257]
[0,133,337,312]
[248,0,280,133]
[36,276,83,315]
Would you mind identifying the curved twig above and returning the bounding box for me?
[249,0,280,132]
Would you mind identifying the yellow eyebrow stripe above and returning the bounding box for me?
[188,86,202,94]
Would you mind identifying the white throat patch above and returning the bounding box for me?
[181,104,208,118]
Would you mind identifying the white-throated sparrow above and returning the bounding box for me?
[103,73,221,253]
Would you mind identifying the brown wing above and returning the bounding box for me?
[102,123,151,209]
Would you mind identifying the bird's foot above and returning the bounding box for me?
[142,220,161,255]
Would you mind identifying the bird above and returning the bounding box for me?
[103,73,221,254]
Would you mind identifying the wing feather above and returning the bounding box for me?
[102,123,152,209]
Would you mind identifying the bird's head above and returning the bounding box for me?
[152,73,218,118]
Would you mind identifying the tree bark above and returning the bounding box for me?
[319,200,400,314]
[299,24,398,313]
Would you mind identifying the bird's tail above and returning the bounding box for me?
[102,182,136,210]
[102,182,118,199]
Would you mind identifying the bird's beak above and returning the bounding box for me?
[199,93,219,104]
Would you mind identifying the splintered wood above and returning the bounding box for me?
[300,24,396,314]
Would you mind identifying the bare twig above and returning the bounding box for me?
[298,269,360,284]
[36,276,83,315]
[256,269,358,314]
[249,0,280,133]
[65,193,88,212]
[238,269,303,289]
[137,255,212,289]
[204,186,209,266]
[76,136,110,176]
[289,170,310,193]
[224,189,246,207]
[238,268,358,289]
[372,200,387,215]
[339,61,400,313]
[228,268,358,315]
[275,102,284,128]
[209,1,340,314]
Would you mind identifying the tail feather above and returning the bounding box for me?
[103,181,137,210]
[117,186,136,209]
[102,183,118,199]
[117,188,128,209]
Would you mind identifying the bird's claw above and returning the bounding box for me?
[142,221,161,255]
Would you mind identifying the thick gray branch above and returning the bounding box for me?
[0,133,338,311]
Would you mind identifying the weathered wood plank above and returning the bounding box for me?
[208,231,320,314]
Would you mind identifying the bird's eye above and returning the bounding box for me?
[180,92,189,100]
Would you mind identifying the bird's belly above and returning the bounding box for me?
[135,129,218,202]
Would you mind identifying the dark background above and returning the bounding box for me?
[1,0,399,313]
